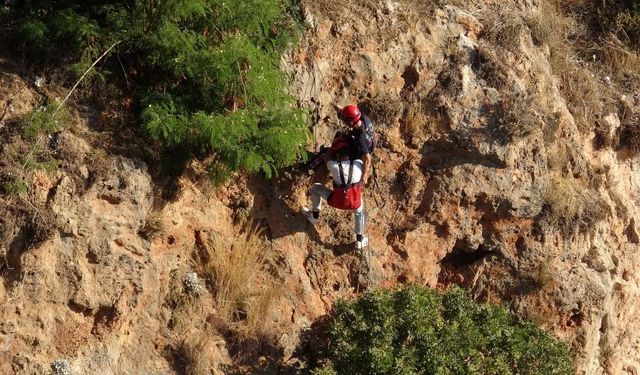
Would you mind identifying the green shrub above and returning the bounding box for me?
[21,100,67,140]
[1,0,308,181]
[1,178,29,195]
[318,285,573,375]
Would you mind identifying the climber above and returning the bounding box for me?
[308,104,376,175]
[338,104,376,186]
[303,145,368,250]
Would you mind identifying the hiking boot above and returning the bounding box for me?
[355,236,369,250]
[302,207,318,225]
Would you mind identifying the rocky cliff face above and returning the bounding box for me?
[1,0,639,374]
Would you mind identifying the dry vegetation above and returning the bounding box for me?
[498,93,543,142]
[534,257,557,290]
[1,101,67,196]
[166,291,224,375]
[197,225,279,340]
[477,0,638,140]
[138,204,165,240]
[161,223,282,374]
[590,36,640,85]
[402,105,442,148]
[172,335,218,375]
[541,175,608,234]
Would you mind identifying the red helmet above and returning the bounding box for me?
[339,104,361,125]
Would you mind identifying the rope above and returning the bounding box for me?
[371,154,386,209]
[54,40,121,116]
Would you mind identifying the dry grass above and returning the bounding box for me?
[525,2,607,135]
[198,225,279,339]
[402,106,441,148]
[526,1,573,71]
[541,175,609,234]
[475,1,608,139]
[163,270,221,375]
[478,0,614,135]
[497,93,542,142]
[479,6,525,50]
[543,112,562,145]
[138,205,165,240]
[534,1,640,135]
[534,258,557,290]
[589,35,640,91]
[172,334,219,375]
[557,67,604,134]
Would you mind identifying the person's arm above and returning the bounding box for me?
[362,153,371,185]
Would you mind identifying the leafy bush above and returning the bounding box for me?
[1,0,308,180]
[317,285,573,375]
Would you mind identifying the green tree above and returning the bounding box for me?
[1,0,308,181]
[316,286,573,375]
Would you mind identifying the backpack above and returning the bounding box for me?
[328,160,362,210]
[361,114,376,153]
[308,136,349,170]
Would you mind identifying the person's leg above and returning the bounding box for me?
[354,197,365,241]
[305,183,332,224]
[311,183,332,212]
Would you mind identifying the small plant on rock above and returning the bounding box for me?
[138,206,165,240]
[51,359,71,375]
[541,175,609,234]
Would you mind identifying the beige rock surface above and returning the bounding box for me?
[0,1,639,374]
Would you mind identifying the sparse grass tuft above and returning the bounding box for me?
[480,0,612,135]
[138,206,165,240]
[163,269,224,375]
[198,224,279,339]
[476,2,525,50]
[526,2,606,134]
[534,258,557,290]
[590,35,640,90]
[172,334,217,375]
[496,93,542,143]
[402,106,441,148]
[1,97,67,200]
[541,175,609,234]
[526,2,573,70]
[558,67,606,134]
[21,101,67,140]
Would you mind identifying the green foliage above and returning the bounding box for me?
[3,0,308,181]
[590,0,640,49]
[21,101,67,140]
[1,178,28,195]
[319,285,573,375]
[312,367,338,375]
